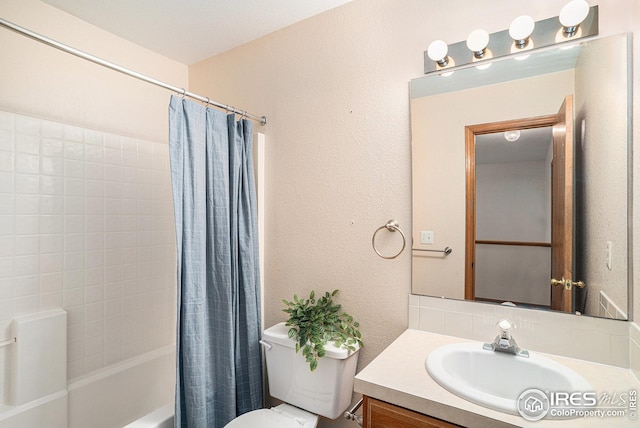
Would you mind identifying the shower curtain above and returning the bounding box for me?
[168,95,263,428]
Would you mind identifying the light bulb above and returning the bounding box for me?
[466,29,490,58]
[560,0,589,37]
[504,130,521,142]
[509,15,535,48]
[427,40,449,67]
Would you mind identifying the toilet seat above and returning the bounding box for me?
[224,404,319,428]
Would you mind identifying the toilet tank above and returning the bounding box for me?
[262,322,359,420]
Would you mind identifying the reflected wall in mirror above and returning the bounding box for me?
[410,34,630,320]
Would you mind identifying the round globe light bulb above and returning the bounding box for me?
[466,29,490,56]
[427,40,449,65]
[560,0,589,27]
[509,15,535,42]
[504,130,521,142]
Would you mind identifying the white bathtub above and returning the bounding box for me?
[68,346,175,428]
[124,403,174,428]
[0,346,175,428]
[0,391,68,428]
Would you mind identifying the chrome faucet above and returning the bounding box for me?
[483,319,529,358]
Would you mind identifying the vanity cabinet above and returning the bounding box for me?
[362,396,461,428]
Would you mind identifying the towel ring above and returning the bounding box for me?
[372,220,406,259]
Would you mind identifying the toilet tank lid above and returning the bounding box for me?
[263,322,359,360]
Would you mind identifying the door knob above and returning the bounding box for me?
[571,280,586,289]
[551,278,586,290]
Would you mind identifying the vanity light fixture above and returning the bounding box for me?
[559,0,590,37]
[509,15,535,49]
[466,29,490,59]
[504,130,521,142]
[423,3,597,74]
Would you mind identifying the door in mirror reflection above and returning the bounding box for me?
[466,96,580,313]
[550,96,576,313]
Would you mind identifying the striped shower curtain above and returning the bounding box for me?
[168,95,262,427]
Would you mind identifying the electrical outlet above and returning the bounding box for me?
[420,230,434,245]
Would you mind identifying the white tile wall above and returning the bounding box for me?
[409,294,629,367]
[0,111,176,404]
[599,290,628,320]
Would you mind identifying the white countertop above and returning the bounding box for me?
[354,329,640,427]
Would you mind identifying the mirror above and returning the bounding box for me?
[410,33,631,320]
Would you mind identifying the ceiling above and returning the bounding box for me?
[476,127,553,165]
[41,0,352,65]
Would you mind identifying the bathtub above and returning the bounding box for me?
[124,403,174,428]
[67,346,175,428]
[0,346,175,428]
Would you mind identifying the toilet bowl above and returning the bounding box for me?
[225,403,319,428]
[224,322,359,427]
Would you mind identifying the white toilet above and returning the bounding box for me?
[225,322,360,428]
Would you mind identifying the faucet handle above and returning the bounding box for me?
[497,319,514,339]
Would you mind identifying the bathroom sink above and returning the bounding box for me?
[425,342,593,415]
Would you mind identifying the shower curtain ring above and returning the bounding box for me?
[204,97,210,107]
[179,88,186,99]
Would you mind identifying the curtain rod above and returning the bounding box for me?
[0,17,268,126]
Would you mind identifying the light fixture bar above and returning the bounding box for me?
[424,5,598,74]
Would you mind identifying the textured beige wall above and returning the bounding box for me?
[190,0,420,400]
[188,1,638,426]
[0,0,188,142]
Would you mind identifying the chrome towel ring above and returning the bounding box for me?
[372,220,406,259]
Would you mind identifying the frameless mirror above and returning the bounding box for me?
[410,33,631,320]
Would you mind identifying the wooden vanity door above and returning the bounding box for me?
[363,396,461,428]
[550,95,574,313]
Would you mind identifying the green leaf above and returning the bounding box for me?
[281,288,363,371]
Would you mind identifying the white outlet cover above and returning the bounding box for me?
[421,231,434,244]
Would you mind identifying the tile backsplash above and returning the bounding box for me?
[409,294,630,368]
[0,111,177,402]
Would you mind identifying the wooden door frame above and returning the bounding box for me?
[550,96,575,312]
[464,115,557,300]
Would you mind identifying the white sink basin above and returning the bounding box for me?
[426,342,592,415]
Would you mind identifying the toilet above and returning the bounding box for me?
[225,322,360,427]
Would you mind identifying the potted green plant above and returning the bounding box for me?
[282,289,363,371]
